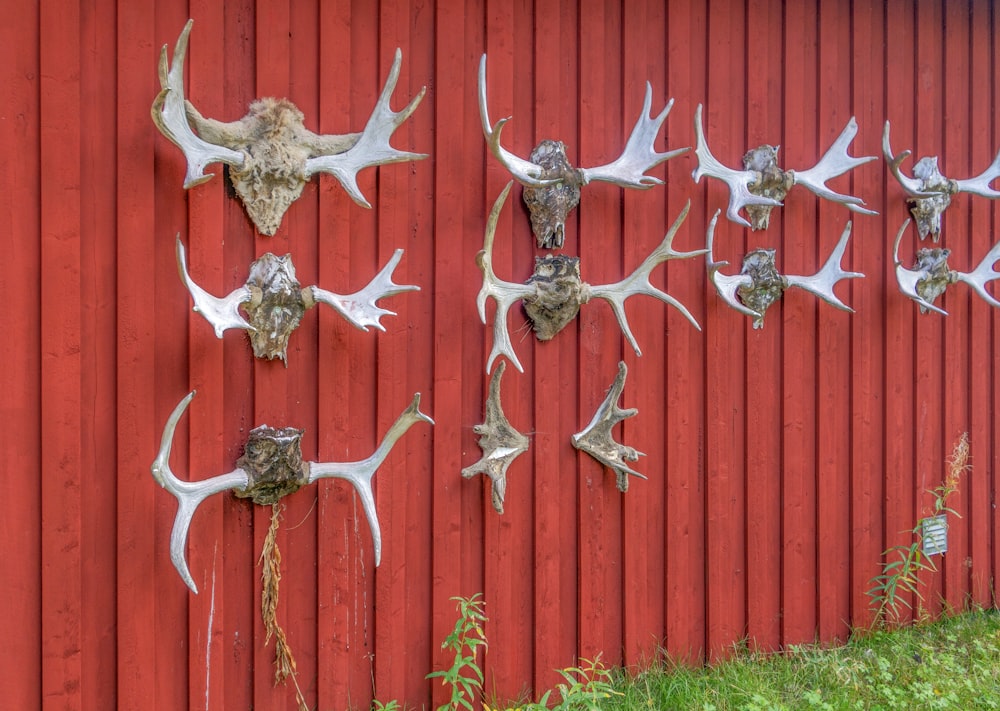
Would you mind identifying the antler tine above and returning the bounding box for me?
[792,117,878,214]
[589,200,704,355]
[954,147,1000,199]
[310,248,419,332]
[691,104,781,228]
[705,210,760,319]
[784,220,864,311]
[953,238,1000,308]
[893,219,949,315]
[477,55,558,189]
[304,48,428,207]
[882,121,939,199]
[151,391,250,594]
[151,20,245,189]
[578,84,689,188]
[176,235,253,338]
[307,393,434,566]
[476,182,534,373]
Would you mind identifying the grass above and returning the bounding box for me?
[592,609,1000,710]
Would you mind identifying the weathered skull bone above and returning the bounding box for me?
[150,390,433,593]
[892,219,1000,315]
[693,104,877,229]
[151,20,427,235]
[477,183,705,373]
[572,361,645,493]
[706,210,863,328]
[176,236,418,363]
[522,255,591,340]
[479,54,688,248]
[741,145,794,230]
[521,141,584,248]
[884,122,1000,242]
[461,361,530,514]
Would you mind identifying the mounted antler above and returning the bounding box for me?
[572,361,645,492]
[152,20,427,235]
[461,361,529,514]
[693,104,877,230]
[476,183,703,373]
[478,55,688,247]
[177,236,418,362]
[706,210,863,328]
[892,219,1000,315]
[151,391,432,593]
[883,121,1000,240]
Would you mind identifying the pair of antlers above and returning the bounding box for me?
[476,183,705,374]
[152,392,433,593]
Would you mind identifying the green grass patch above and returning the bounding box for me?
[597,610,1000,711]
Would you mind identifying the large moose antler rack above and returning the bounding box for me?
[151,391,433,593]
[706,211,863,328]
[478,55,688,248]
[477,183,705,374]
[176,237,417,363]
[892,220,1000,315]
[693,105,877,230]
[883,122,1000,241]
[151,20,427,235]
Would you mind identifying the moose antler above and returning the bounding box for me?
[152,20,426,235]
[706,210,863,328]
[476,184,702,373]
[587,200,705,350]
[307,393,434,567]
[478,55,687,247]
[893,219,1000,315]
[883,121,1000,240]
[151,391,432,593]
[177,236,418,362]
[572,361,645,492]
[693,104,877,230]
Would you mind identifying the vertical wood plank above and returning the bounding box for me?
[1,1,42,708]
[782,0,820,646]
[941,0,972,614]
[882,0,918,625]
[577,0,625,668]
[39,0,83,708]
[531,0,582,694]
[912,0,945,619]
[849,0,886,631]
[664,0,707,665]
[704,0,747,660]
[815,0,854,644]
[743,0,783,653]
[620,0,668,668]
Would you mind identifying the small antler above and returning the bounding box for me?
[577,85,689,188]
[476,182,537,373]
[305,49,428,208]
[953,241,1000,307]
[310,249,420,331]
[882,122,939,198]
[692,104,783,228]
[151,391,250,593]
[150,20,245,189]
[893,220,949,315]
[705,210,760,320]
[783,221,864,310]
[461,361,529,514]
[176,236,253,337]
[477,55,560,188]
[791,118,877,213]
[307,393,433,566]
[588,200,704,354]
[572,361,645,492]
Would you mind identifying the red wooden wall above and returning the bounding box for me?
[4,0,1000,708]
